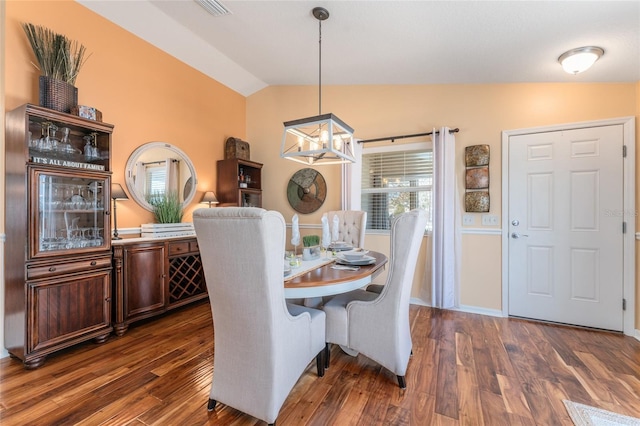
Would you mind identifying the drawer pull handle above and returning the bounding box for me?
[105,298,111,302]
[90,261,97,266]
[49,267,56,272]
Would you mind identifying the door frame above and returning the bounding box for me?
[501,117,636,336]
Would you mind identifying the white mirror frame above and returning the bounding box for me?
[125,142,198,212]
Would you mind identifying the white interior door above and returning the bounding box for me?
[507,125,624,331]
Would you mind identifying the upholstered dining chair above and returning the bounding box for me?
[326,210,367,248]
[193,207,326,426]
[322,209,428,389]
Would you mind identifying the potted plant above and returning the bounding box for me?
[21,22,90,113]
[302,235,321,260]
[140,192,193,238]
[147,192,184,224]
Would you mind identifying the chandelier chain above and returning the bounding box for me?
[318,18,322,116]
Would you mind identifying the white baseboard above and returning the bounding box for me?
[409,299,504,318]
[456,304,505,318]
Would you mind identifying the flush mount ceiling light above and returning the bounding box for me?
[558,46,604,74]
[280,7,356,166]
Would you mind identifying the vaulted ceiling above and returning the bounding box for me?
[79,0,640,96]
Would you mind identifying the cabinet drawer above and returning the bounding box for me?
[27,256,112,280]
[168,242,190,256]
[189,240,199,252]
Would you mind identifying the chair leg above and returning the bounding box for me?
[207,399,217,411]
[316,349,325,377]
[324,343,330,369]
[397,375,406,389]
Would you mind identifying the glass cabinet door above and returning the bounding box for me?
[30,168,110,258]
[240,190,261,208]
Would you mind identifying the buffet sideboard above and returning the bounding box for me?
[112,236,207,335]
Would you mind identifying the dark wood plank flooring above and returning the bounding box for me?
[1,301,639,425]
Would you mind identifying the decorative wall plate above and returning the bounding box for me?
[287,168,327,214]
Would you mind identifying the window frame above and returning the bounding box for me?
[358,141,433,235]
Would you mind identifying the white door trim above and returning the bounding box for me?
[501,117,636,336]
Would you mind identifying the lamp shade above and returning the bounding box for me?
[201,191,219,204]
[281,113,355,165]
[111,183,129,200]
[558,46,604,74]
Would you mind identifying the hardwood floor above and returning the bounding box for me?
[1,301,640,425]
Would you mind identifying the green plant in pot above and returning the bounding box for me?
[147,192,183,224]
[302,235,321,260]
[21,22,90,113]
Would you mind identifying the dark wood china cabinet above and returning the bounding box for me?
[4,104,114,369]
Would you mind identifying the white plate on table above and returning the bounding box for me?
[284,263,292,277]
[335,254,376,266]
[328,242,353,251]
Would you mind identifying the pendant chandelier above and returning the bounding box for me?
[280,7,356,165]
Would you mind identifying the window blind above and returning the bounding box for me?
[145,165,166,196]
[361,149,432,231]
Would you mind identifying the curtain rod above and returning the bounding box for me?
[141,158,180,166]
[357,127,459,144]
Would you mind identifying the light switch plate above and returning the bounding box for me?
[463,214,475,225]
[482,214,499,226]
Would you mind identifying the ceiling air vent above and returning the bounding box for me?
[195,0,231,17]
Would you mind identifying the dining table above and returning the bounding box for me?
[284,251,388,299]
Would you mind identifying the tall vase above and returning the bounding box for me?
[39,76,78,113]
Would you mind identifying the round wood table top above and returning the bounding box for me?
[284,251,387,299]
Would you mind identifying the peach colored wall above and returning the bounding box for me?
[247,83,637,315]
[636,81,640,327]
[461,234,502,310]
[4,0,246,228]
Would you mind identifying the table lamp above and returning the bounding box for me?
[111,183,129,240]
[201,191,219,208]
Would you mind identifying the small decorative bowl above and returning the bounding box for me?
[341,249,368,261]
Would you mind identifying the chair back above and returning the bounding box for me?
[193,208,287,416]
[379,209,428,305]
[348,209,428,374]
[326,210,367,247]
[194,207,287,346]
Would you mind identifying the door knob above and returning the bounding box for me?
[511,232,529,239]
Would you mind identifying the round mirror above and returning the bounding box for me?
[125,142,198,211]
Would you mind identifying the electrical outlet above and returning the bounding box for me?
[463,214,475,226]
[482,214,499,226]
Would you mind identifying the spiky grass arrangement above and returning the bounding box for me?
[147,192,184,224]
[21,22,89,85]
[303,235,320,247]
